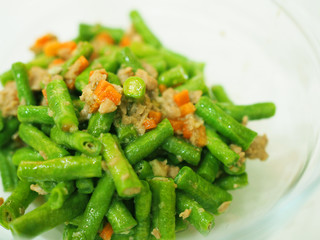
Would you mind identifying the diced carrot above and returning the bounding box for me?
[179,102,196,117]
[159,84,167,94]
[90,69,108,78]
[148,111,162,124]
[183,123,192,139]
[119,35,131,47]
[51,58,65,65]
[59,41,77,51]
[42,89,48,104]
[90,102,100,113]
[174,90,190,107]
[99,223,113,240]
[196,125,207,147]
[76,56,90,73]
[143,118,157,130]
[94,80,121,105]
[43,40,61,56]
[33,34,56,48]
[96,32,114,45]
[168,119,184,132]
[104,86,122,105]
[0,197,4,206]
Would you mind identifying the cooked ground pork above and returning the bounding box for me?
[149,159,180,179]
[30,184,48,195]
[135,69,158,91]
[141,61,158,79]
[98,98,117,113]
[117,67,134,85]
[127,25,143,43]
[151,228,161,240]
[246,134,269,161]
[184,114,207,147]
[57,47,73,60]
[189,90,202,104]
[242,115,249,126]
[230,144,246,166]
[28,66,51,91]
[179,209,192,220]
[0,81,19,117]
[64,58,88,89]
[157,88,181,119]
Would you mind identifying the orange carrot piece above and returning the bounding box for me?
[99,223,113,240]
[159,84,167,94]
[183,123,192,139]
[51,58,65,65]
[119,35,131,47]
[179,102,196,117]
[94,80,112,101]
[104,86,122,105]
[174,90,190,107]
[143,118,157,130]
[76,56,90,73]
[94,80,121,105]
[34,34,56,48]
[90,102,100,113]
[42,89,48,103]
[196,125,207,147]
[148,111,162,124]
[43,41,61,56]
[60,41,77,51]
[0,197,4,206]
[168,119,184,132]
[96,32,114,45]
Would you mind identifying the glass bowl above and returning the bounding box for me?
[1,0,320,239]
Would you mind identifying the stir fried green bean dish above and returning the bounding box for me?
[0,10,276,240]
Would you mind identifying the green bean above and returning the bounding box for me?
[223,162,246,176]
[123,76,146,100]
[75,55,119,91]
[0,111,3,131]
[216,102,276,122]
[142,56,167,74]
[63,224,78,240]
[48,181,75,209]
[100,133,142,197]
[197,151,220,183]
[0,117,19,148]
[26,53,54,69]
[61,41,93,76]
[149,177,176,240]
[129,42,159,58]
[175,74,209,94]
[11,62,36,106]
[158,65,188,87]
[40,124,52,136]
[108,72,121,85]
[0,70,14,86]
[196,96,257,150]
[205,126,239,167]
[133,180,152,240]
[0,150,17,192]
[130,10,162,48]
[17,105,54,125]
[117,47,143,72]
[106,197,137,234]
[160,48,203,76]
[134,161,154,180]
[114,121,138,146]
[73,172,115,240]
[111,234,133,240]
[124,118,174,165]
[12,147,44,166]
[0,181,38,229]
[175,215,188,233]
[87,112,115,138]
[9,192,89,238]
[211,85,233,104]
[76,178,95,194]
[46,79,79,132]
[17,156,102,182]
[162,136,202,166]
[50,125,101,156]
[175,166,232,214]
[216,173,248,190]
[19,123,69,159]
[176,191,215,235]
[78,23,124,43]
